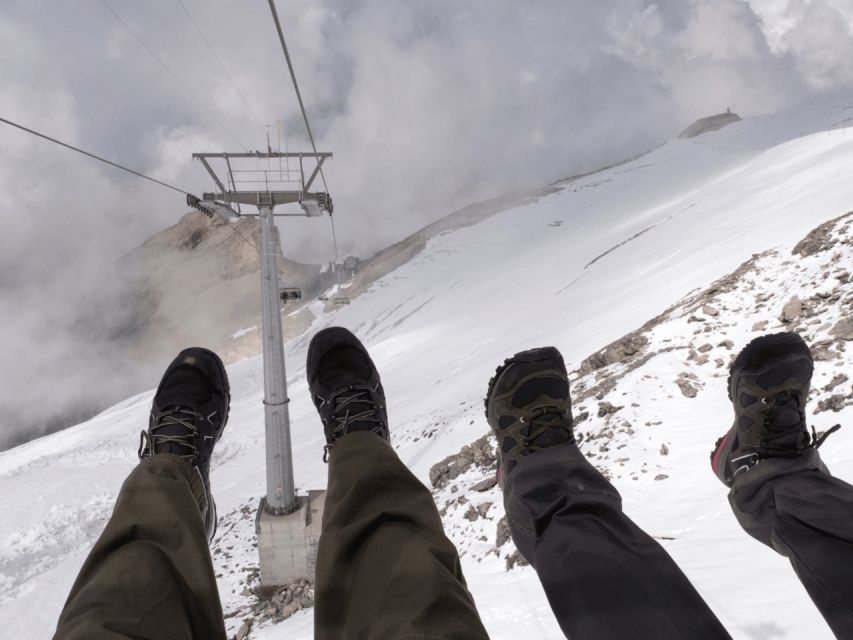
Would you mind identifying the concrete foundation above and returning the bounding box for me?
[256,490,326,587]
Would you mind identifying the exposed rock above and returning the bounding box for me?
[779,296,802,323]
[464,506,479,522]
[250,580,314,626]
[702,304,719,317]
[580,332,649,373]
[792,211,852,257]
[698,343,713,353]
[679,111,741,139]
[496,516,511,548]
[752,320,769,332]
[718,340,734,349]
[477,502,493,518]
[675,378,698,398]
[430,434,496,489]
[654,474,669,481]
[813,342,839,361]
[236,620,252,640]
[505,550,530,571]
[660,443,669,456]
[831,318,853,341]
[471,476,498,492]
[824,374,850,392]
[138,212,324,367]
[816,395,849,414]
[598,401,624,417]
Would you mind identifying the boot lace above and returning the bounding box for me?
[519,405,573,454]
[138,407,202,462]
[759,391,841,458]
[320,385,383,462]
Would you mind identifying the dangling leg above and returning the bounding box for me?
[487,347,732,640]
[307,327,490,640]
[55,348,231,640]
[711,333,853,637]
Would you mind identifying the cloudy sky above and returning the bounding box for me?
[1,0,853,448]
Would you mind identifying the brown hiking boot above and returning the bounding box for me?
[485,347,574,485]
[710,332,840,487]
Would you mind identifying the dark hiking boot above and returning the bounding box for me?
[307,327,389,462]
[139,347,230,541]
[485,347,574,485]
[710,332,840,487]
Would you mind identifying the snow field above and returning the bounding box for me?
[1,98,853,638]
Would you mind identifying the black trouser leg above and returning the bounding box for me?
[503,443,732,640]
[729,449,853,638]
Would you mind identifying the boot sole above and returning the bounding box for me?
[727,332,811,400]
[484,346,564,420]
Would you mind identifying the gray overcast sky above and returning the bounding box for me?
[1,0,853,447]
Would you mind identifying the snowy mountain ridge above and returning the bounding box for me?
[2,98,853,639]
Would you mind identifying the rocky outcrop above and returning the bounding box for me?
[580,332,649,373]
[129,211,322,366]
[678,111,741,139]
[779,296,803,323]
[235,579,314,637]
[429,434,496,489]
[793,211,853,256]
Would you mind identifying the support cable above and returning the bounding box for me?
[100,0,247,151]
[0,115,188,196]
[175,0,267,136]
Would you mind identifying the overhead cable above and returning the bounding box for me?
[266,0,329,194]
[100,0,248,151]
[267,0,342,270]
[175,0,267,135]
[0,114,261,252]
[0,115,189,195]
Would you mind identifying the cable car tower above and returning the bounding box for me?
[191,147,331,517]
[187,0,350,586]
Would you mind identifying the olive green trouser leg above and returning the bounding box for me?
[54,454,227,640]
[315,431,490,640]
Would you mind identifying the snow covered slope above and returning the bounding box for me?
[2,98,853,639]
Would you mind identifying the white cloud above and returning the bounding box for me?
[2,0,853,447]
[776,0,853,88]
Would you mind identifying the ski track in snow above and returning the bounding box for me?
[2,98,853,638]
